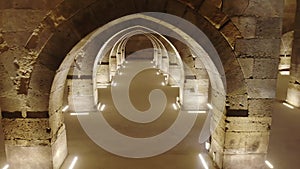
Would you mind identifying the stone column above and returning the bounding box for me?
[222,0,284,168]
[286,1,300,107]
[0,110,67,169]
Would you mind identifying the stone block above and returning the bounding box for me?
[237,58,254,78]
[0,63,16,97]
[246,79,277,98]
[2,32,31,47]
[220,21,241,48]
[244,0,284,17]
[5,145,52,169]
[222,0,249,16]
[49,112,64,139]
[195,68,209,79]
[211,123,225,149]
[1,9,46,32]
[248,99,273,117]
[210,138,224,168]
[225,117,271,132]
[52,128,67,169]
[210,89,226,112]
[235,39,281,58]
[48,88,64,118]
[223,154,267,169]
[256,17,281,38]
[11,0,61,10]
[226,95,248,110]
[225,61,247,95]
[224,131,270,154]
[199,0,228,29]
[0,48,24,79]
[195,57,205,69]
[69,79,94,96]
[68,95,95,112]
[231,16,256,39]
[253,59,279,79]
[0,96,24,112]
[2,118,50,141]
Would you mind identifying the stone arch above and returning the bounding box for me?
[15,0,246,168]
[25,0,245,114]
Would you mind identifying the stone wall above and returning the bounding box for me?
[0,1,66,168]
[221,0,283,168]
[0,0,288,168]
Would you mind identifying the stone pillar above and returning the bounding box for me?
[287,1,300,107]
[222,0,284,168]
[0,112,67,169]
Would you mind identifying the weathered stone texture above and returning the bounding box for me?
[225,117,271,132]
[199,0,228,29]
[1,9,47,32]
[235,39,281,58]
[237,58,254,78]
[231,16,256,39]
[248,99,273,117]
[244,0,283,17]
[220,21,242,48]
[224,0,283,17]
[222,0,249,16]
[0,0,60,10]
[52,128,67,169]
[0,33,9,53]
[223,154,267,169]
[225,62,247,95]
[224,131,270,154]
[256,17,282,38]
[2,118,50,144]
[226,95,248,110]
[6,145,52,169]
[246,79,277,98]
[253,59,279,79]
[0,63,15,95]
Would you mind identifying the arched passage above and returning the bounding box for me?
[53,12,232,168]
[1,1,248,169]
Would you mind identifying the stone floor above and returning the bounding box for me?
[0,64,299,169]
[60,60,217,169]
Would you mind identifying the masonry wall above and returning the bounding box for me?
[0,0,287,169]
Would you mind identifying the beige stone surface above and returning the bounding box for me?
[225,117,271,132]
[235,39,281,58]
[246,79,277,98]
[224,131,270,154]
[256,17,282,38]
[226,94,248,110]
[199,0,228,29]
[223,154,267,169]
[220,21,241,48]
[1,9,46,32]
[248,99,273,117]
[2,118,50,142]
[222,0,249,16]
[253,59,279,79]
[237,58,254,78]
[231,16,257,39]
